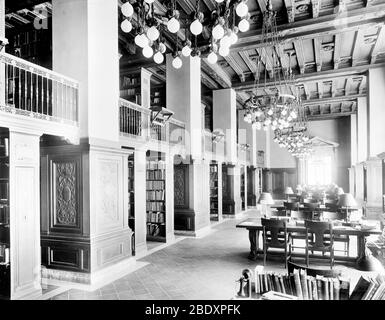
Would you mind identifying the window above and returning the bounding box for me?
[307,155,332,186]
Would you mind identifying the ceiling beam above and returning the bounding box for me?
[370,26,385,64]
[201,59,232,88]
[293,40,305,74]
[302,84,310,100]
[311,0,321,19]
[232,62,381,90]
[314,38,322,72]
[176,0,195,15]
[301,93,364,106]
[351,29,364,67]
[307,111,356,121]
[230,4,385,53]
[331,80,336,97]
[202,70,220,89]
[239,51,257,78]
[358,76,367,94]
[224,54,245,82]
[202,0,216,11]
[283,0,295,23]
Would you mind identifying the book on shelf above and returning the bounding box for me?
[0,245,9,265]
[146,212,165,224]
[146,202,165,212]
[146,180,165,190]
[147,161,166,170]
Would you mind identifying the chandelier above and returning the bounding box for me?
[242,0,298,131]
[120,0,251,68]
[273,98,313,158]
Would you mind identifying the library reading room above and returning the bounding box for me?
[0,0,385,303]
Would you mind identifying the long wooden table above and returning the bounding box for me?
[236,218,382,268]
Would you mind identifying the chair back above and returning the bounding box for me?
[305,220,333,250]
[287,261,342,278]
[303,202,320,211]
[271,209,287,217]
[284,201,299,211]
[324,203,339,212]
[322,211,347,221]
[291,210,313,220]
[324,199,338,205]
[261,218,287,248]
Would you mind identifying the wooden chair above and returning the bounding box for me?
[287,261,342,278]
[305,220,335,269]
[283,201,299,216]
[290,210,314,251]
[321,211,350,256]
[261,218,292,269]
[324,202,339,212]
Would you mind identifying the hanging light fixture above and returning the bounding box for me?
[242,0,298,131]
[120,0,250,67]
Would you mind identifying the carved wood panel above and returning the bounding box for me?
[174,165,188,208]
[49,155,82,234]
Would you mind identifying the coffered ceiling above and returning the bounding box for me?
[119,0,385,120]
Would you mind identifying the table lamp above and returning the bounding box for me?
[257,192,275,218]
[337,193,357,221]
[284,187,294,200]
[296,185,302,195]
[337,187,344,196]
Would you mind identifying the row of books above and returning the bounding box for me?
[146,180,165,190]
[0,138,9,157]
[121,76,140,88]
[120,89,138,97]
[0,245,9,265]
[147,223,164,237]
[146,190,165,201]
[128,166,134,178]
[147,212,165,224]
[254,266,350,300]
[146,202,165,212]
[146,170,166,181]
[0,206,9,225]
[147,161,166,170]
[210,165,218,173]
[350,273,385,300]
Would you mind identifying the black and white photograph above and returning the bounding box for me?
[0,0,385,311]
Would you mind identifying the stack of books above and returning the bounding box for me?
[254,266,351,300]
[349,274,385,300]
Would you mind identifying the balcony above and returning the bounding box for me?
[0,52,79,139]
[119,98,186,148]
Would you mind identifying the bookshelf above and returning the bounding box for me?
[222,164,235,215]
[146,153,166,242]
[0,132,10,300]
[210,163,219,221]
[150,86,166,109]
[120,74,141,105]
[241,167,245,211]
[128,154,135,256]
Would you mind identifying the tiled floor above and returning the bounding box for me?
[50,209,372,300]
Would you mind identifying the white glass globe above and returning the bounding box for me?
[167,17,180,33]
[238,19,250,32]
[121,20,132,33]
[207,51,218,64]
[220,35,231,48]
[153,51,164,64]
[142,46,153,58]
[135,34,145,48]
[218,45,229,57]
[144,0,155,3]
[158,43,166,54]
[212,24,225,40]
[215,0,224,2]
[190,19,203,36]
[172,56,182,69]
[181,45,192,57]
[229,32,238,45]
[236,2,248,18]
[147,26,160,41]
[121,2,134,17]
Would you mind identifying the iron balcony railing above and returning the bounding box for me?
[0,52,79,125]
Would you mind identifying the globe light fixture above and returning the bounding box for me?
[207,51,218,64]
[215,0,224,2]
[218,45,229,57]
[181,43,192,57]
[144,0,155,3]
[238,19,250,32]
[190,18,203,36]
[135,33,148,48]
[153,51,164,64]
[146,26,160,41]
[158,42,166,54]
[236,1,249,18]
[212,23,225,40]
[121,20,132,33]
[142,45,154,58]
[167,17,180,33]
[229,30,238,45]
[172,55,182,69]
[121,2,134,17]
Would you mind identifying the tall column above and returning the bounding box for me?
[134,149,147,254]
[0,0,5,106]
[166,55,209,235]
[350,114,358,167]
[9,131,42,299]
[357,96,368,163]
[42,0,133,284]
[52,0,119,142]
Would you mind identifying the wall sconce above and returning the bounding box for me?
[240,144,250,151]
